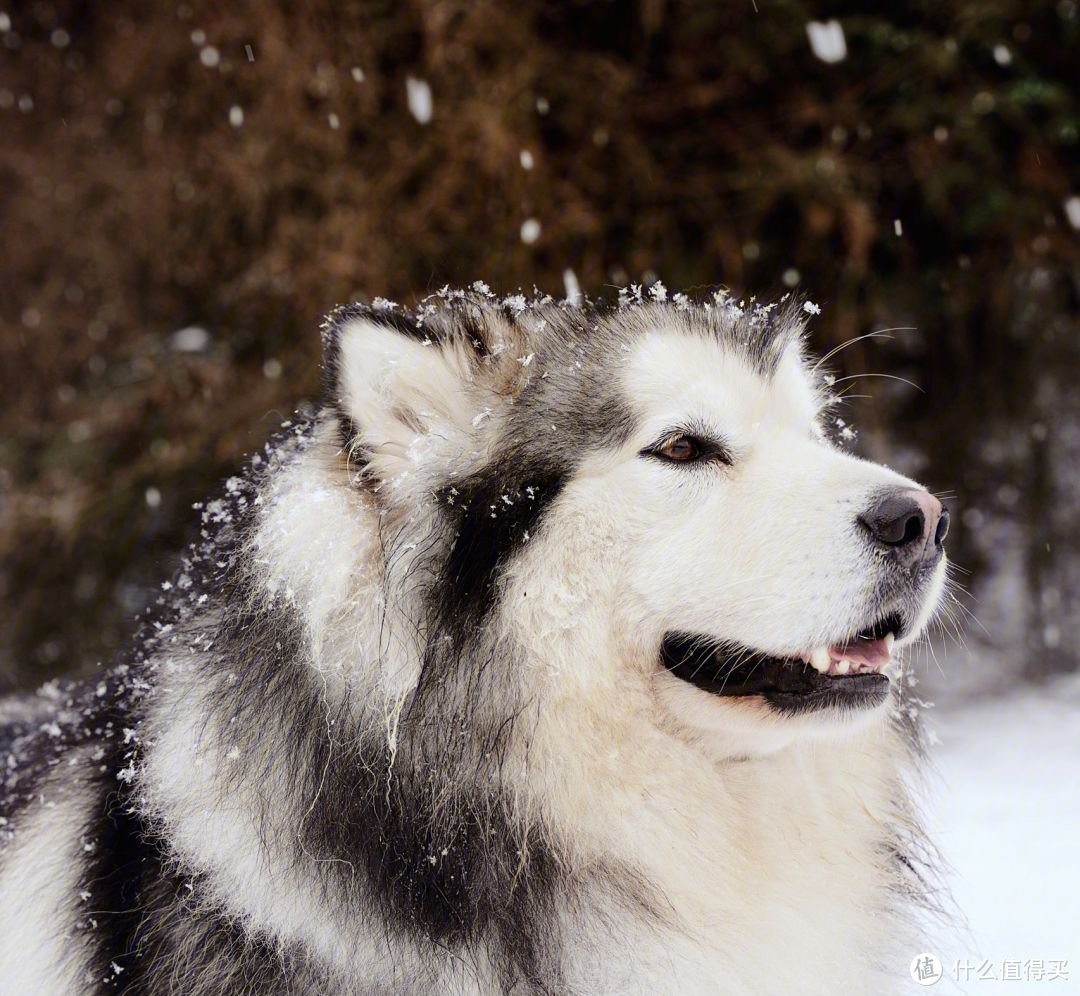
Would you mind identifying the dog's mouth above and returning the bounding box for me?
[661,612,904,714]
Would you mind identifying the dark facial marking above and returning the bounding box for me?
[436,456,568,639]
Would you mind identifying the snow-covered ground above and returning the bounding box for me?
[916,672,1080,992]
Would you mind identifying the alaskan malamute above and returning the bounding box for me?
[0,285,949,994]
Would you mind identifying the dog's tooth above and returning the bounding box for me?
[834,659,851,675]
[810,646,831,673]
[884,633,896,653]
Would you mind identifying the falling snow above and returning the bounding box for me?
[171,326,210,352]
[406,77,433,125]
[520,219,541,244]
[562,269,582,306]
[806,20,847,64]
[1065,196,1080,230]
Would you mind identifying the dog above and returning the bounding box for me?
[0,284,949,994]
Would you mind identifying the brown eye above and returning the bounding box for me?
[657,435,702,462]
[641,431,732,466]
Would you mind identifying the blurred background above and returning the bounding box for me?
[1,0,1078,983]
[2,0,1078,694]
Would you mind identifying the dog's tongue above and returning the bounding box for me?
[807,634,896,675]
[829,637,892,669]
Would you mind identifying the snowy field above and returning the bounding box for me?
[915,672,1080,992]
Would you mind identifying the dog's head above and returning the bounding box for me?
[327,288,948,759]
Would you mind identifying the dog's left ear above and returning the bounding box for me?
[324,303,525,483]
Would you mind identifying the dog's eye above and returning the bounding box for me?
[643,433,730,465]
[657,435,702,462]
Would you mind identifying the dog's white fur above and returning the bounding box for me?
[0,293,945,994]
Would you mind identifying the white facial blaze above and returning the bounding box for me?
[619,334,942,648]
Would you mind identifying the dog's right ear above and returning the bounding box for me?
[323,310,477,483]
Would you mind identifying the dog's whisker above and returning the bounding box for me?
[829,372,926,394]
[812,328,913,371]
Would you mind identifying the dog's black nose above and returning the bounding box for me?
[860,489,946,570]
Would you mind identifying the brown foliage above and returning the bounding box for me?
[0,1,1076,687]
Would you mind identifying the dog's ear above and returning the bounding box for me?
[321,298,540,481]
[325,312,473,482]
